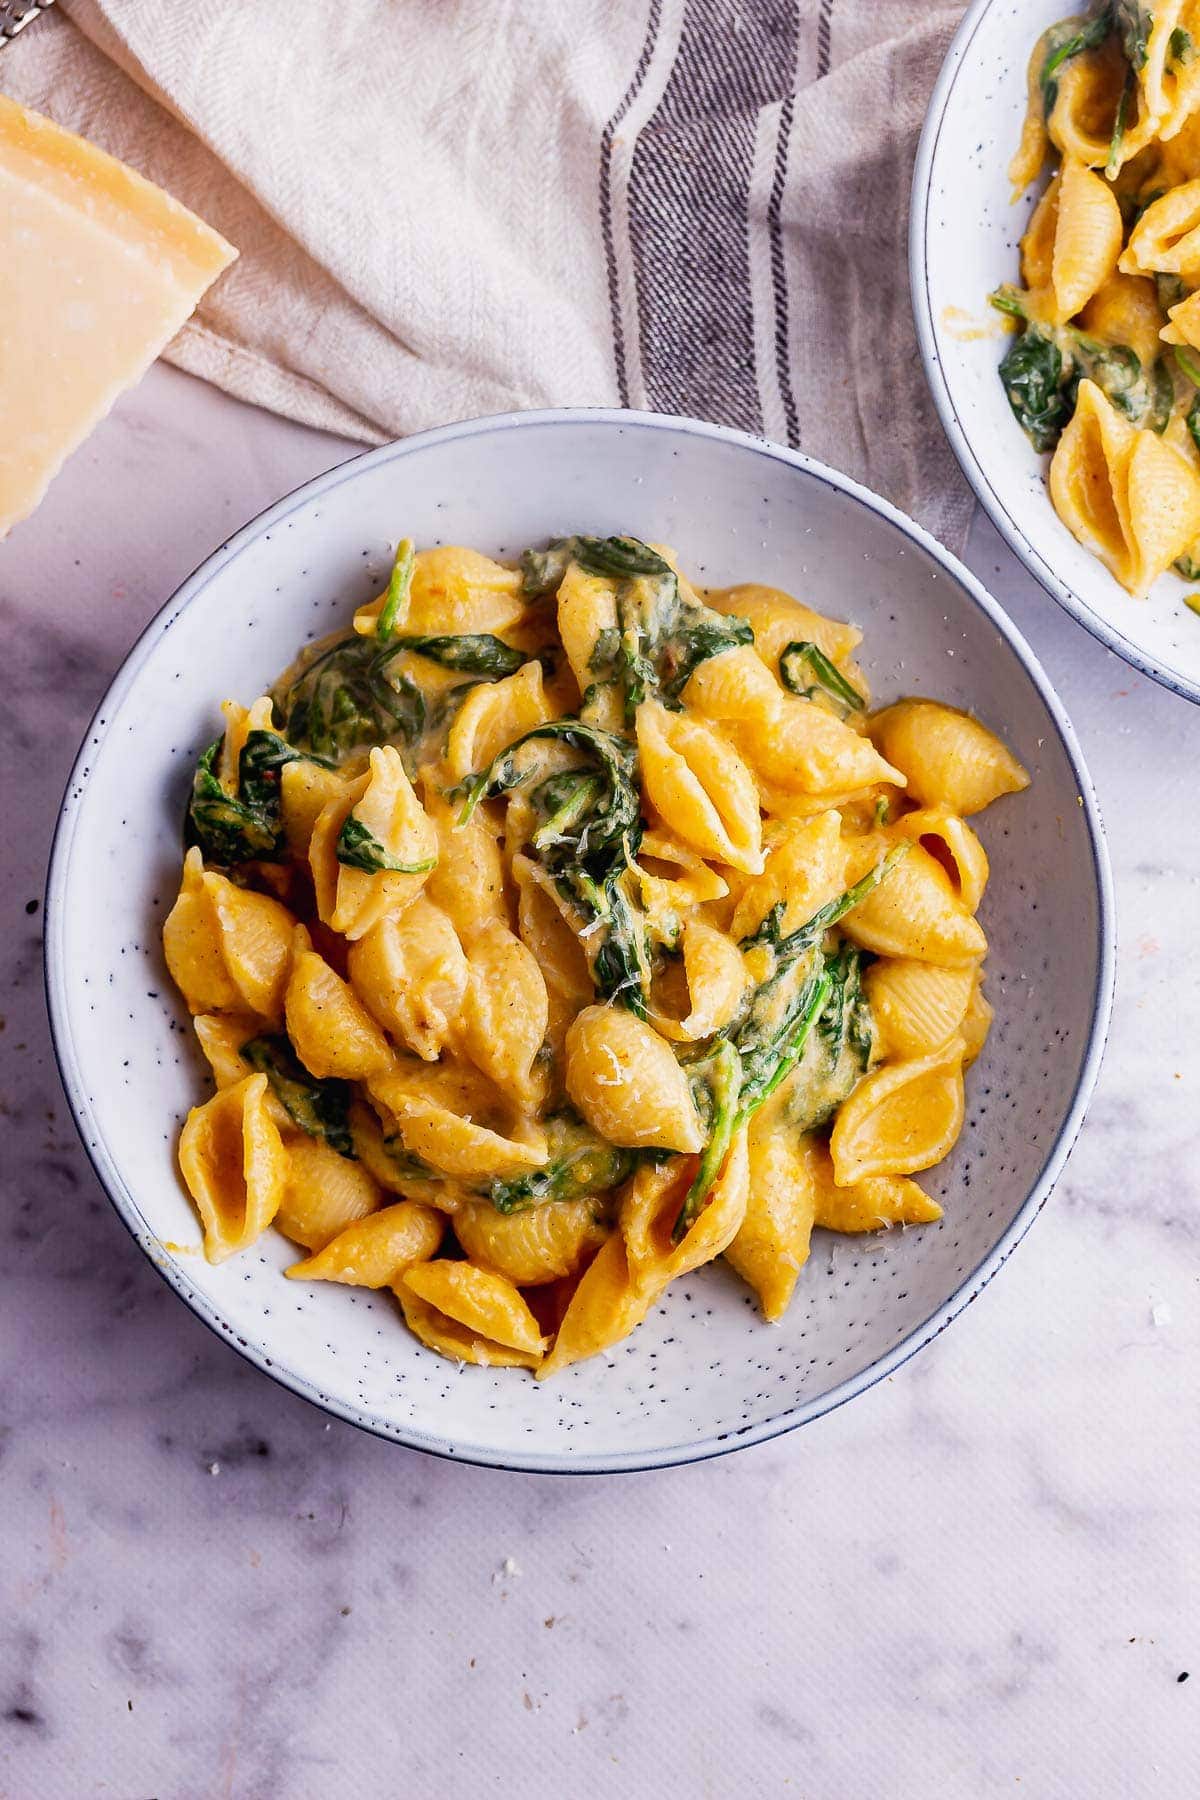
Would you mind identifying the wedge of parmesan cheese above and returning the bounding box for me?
[0,96,237,537]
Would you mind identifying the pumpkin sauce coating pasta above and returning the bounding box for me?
[165,533,1027,1372]
[996,1,1200,602]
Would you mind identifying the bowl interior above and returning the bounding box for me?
[915,0,1200,703]
[47,413,1108,1470]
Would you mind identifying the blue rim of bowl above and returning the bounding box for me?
[44,406,1116,1475]
[910,0,1200,708]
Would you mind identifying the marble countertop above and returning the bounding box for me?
[1,365,1196,1800]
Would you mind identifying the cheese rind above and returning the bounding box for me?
[0,97,237,537]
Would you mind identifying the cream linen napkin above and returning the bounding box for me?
[3,0,971,547]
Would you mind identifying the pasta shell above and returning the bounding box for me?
[1051,156,1123,323]
[868,700,1029,816]
[892,806,989,912]
[347,1100,466,1208]
[637,700,764,873]
[217,695,274,790]
[565,1005,704,1153]
[324,745,438,940]
[536,1232,661,1378]
[190,1013,293,1137]
[285,933,393,1080]
[419,768,508,945]
[397,1290,541,1368]
[162,847,241,1015]
[1019,171,1059,293]
[279,759,348,859]
[352,545,526,636]
[1161,286,1200,346]
[1051,36,1155,173]
[400,1261,546,1356]
[728,809,846,940]
[705,584,862,668]
[814,1174,943,1233]
[513,854,593,1004]
[413,547,525,630]
[347,896,469,1062]
[1048,378,1139,584]
[1150,83,1200,170]
[555,561,623,733]
[829,1039,966,1186]
[752,780,881,822]
[960,973,994,1067]
[651,918,750,1042]
[620,1128,750,1296]
[370,1058,548,1180]
[1125,426,1200,593]
[458,919,550,1110]
[1050,380,1200,594]
[863,959,975,1060]
[1080,273,1166,370]
[178,1073,287,1263]
[1008,23,1058,196]
[724,1128,819,1322]
[286,1200,442,1286]
[275,1136,382,1251]
[369,1056,508,1122]
[682,644,780,725]
[201,871,296,1023]
[841,839,987,967]
[1121,177,1200,278]
[1146,1,1200,140]
[454,1197,610,1286]
[631,829,730,922]
[445,661,555,780]
[734,692,903,797]
[192,1011,258,1089]
[666,1124,751,1282]
[387,1098,547,1181]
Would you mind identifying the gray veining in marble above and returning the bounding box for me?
[1,365,1197,1799]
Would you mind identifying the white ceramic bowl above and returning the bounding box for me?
[913,0,1200,705]
[45,410,1113,1473]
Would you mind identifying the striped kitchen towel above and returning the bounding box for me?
[3,0,971,546]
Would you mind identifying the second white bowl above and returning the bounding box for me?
[913,0,1200,705]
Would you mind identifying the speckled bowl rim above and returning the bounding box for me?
[44,407,1116,1475]
[911,0,1200,708]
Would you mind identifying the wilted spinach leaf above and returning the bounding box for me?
[272,633,425,764]
[486,1115,633,1213]
[376,537,415,640]
[998,311,1174,450]
[1157,272,1190,311]
[378,633,525,677]
[1039,7,1113,116]
[186,728,320,866]
[999,329,1068,451]
[778,640,865,715]
[335,814,436,875]
[187,739,278,865]
[241,1034,356,1158]
[1176,343,1200,387]
[522,535,669,593]
[1114,0,1151,70]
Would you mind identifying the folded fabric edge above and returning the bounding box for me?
[167,320,387,447]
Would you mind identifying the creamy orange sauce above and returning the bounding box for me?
[940,303,1013,341]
